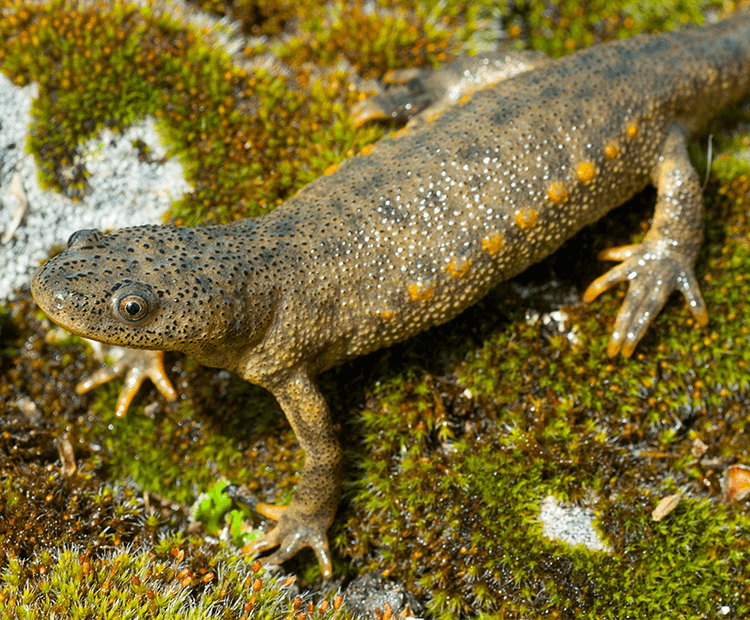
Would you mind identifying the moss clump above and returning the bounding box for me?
[274,5,455,79]
[0,464,147,563]
[500,0,727,56]
[0,0,371,224]
[189,0,321,37]
[0,540,348,619]
[0,0,491,227]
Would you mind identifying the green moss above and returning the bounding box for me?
[77,356,305,507]
[0,538,349,619]
[0,0,368,224]
[274,4,455,79]
[0,0,491,227]
[499,0,726,56]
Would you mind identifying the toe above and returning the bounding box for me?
[677,270,709,326]
[311,535,333,577]
[244,528,283,555]
[75,365,119,394]
[583,261,632,302]
[609,279,670,358]
[256,502,287,522]
[597,243,639,262]
[145,351,178,402]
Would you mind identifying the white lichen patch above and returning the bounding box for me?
[0,72,191,302]
[539,495,612,552]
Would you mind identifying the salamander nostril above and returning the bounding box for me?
[67,229,103,249]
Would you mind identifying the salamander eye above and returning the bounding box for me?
[119,295,148,321]
[112,283,158,326]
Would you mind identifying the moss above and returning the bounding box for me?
[273,4,456,79]
[0,464,146,563]
[189,0,321,37]
[2,0,750,616]
[0,0,366,224]
[0,0,489,227]
[499,0,727,57]
[0,539,348,619]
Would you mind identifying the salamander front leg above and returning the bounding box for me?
[243,370,342,577]
[583,123,709,357]
[76,342,177,417]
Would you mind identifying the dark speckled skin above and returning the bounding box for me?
[32,12,750,575]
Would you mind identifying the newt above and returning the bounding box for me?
[32,11,750,576]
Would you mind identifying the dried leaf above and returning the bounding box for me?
[722,464,750,503]
[651,493,682,521]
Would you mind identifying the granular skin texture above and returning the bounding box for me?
[32,12,750,576]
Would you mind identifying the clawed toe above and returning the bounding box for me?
[238,499,333,577]
[584,242,707,357]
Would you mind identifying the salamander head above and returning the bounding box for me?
[31,225,273,365]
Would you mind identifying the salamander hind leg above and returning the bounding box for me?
[239,370,342,577]
[583,124,709,357]
[351,50,550,127]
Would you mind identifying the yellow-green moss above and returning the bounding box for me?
[273,5,455,79]
[499,0,729,56]
[0,0,370,223]
[0,538,349,619]
[0,0,489,226]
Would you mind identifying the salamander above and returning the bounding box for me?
[31,11,750,576]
